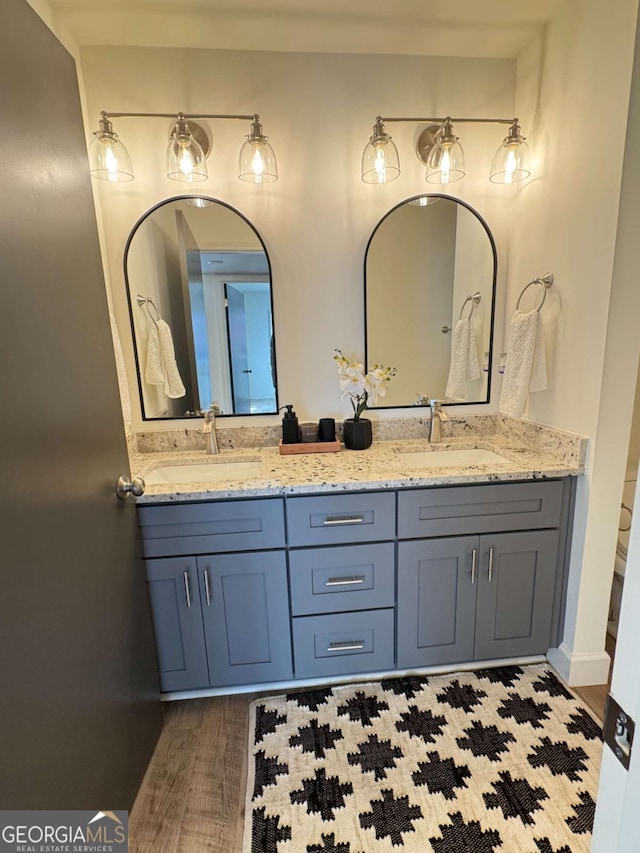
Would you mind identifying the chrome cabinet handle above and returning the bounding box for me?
[322,516,365,526]
[203,568,212,606]
[327,641,365,652]
[326,576,366,587]
[487,547,494,583]
[471,548,478,585]
[183,570,192,608]
[115,475,145,500]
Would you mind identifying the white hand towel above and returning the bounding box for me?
[445,318,481,400]
[109,313,132,426]
[145,324,165,386]
[499,309,548,417]
[157,319,186,399]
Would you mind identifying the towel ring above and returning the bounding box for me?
[136,294,161,325]
[516,272,554,313]
[459,292,481,321]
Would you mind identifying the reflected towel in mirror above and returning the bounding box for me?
[499,309,547,417]
[445,318,481,400]
[145,319,186,399]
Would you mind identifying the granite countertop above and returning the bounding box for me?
[132,426,587,504]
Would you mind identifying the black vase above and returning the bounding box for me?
[343,418,373,451]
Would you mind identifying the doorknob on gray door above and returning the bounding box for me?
[116,475,146,500]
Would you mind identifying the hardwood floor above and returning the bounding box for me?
[130,649,614,852]
[130,694,254,852]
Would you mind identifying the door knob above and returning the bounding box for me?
[116,475,146,500]
[242,369,253,374]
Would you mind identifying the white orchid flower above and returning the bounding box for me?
[334,349,396,421]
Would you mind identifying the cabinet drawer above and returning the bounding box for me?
[292,609,394,678]
[138,498,285,557]
[286,492,395,547]
[398,480,564,539]
[289,543,395,616]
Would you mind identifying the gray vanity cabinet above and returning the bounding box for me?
[197,551,292,686]
[141,498,292,692]
[397,481,569,669]
[397,530,560,668]
[145,557,210,692]
[140,479,573,695]
[397,537,478,668]
[286,493,397,679]
[474,530,560,660]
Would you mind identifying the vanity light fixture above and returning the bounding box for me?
[89,110,278,184]
[361,115,530,185]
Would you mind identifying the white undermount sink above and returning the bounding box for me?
[144,459,261,485]
[395,448,512,468]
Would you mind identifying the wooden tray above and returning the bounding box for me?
[279,439,341,455]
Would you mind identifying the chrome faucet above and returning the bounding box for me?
[202,402,221,454]
[428,399,449,443]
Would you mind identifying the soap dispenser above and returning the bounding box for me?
[281,404,300,444]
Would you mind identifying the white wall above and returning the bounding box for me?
[80,46,516,428]
[511,0,639,683]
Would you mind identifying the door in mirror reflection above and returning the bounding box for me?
[365,195,496,407]
[125,197,278,419]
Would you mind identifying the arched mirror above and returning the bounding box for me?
[125,196,278,419]
[365,194,496,407]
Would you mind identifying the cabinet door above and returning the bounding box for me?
[145,557,209,692]
[198,551,293,686]
[397,537,478,668]
[475,530,560,660]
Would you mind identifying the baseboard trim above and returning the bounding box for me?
[162,655,546,702]
[547,644,611,686]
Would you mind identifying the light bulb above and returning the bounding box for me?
[440,146,452,184]
[502,146,518,184]
[178,144,194,178]
[104,143,120,183]
[251,144,265,181]
[374,146,388,182]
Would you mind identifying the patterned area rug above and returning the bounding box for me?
[243,665,602,853]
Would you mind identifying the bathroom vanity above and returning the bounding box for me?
[133,422,584,698]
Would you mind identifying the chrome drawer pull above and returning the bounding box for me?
[203,568,212,606]
[183,570,192,608]
[327,640,365,652]
[487,547,494,583]
[322,516,365,526]
[326,576,366,586]
[471,548,478,585]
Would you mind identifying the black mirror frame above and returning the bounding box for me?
[363,193,498,408]
[123,195,279,420]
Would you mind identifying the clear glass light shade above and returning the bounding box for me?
[166,131,208,182]
[361,138,400,184]
[489,137,531,184]
[239,138,278,183]
[425,139,465,184]
[89,133,134,182]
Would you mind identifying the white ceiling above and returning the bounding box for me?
[48,0,564,58]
